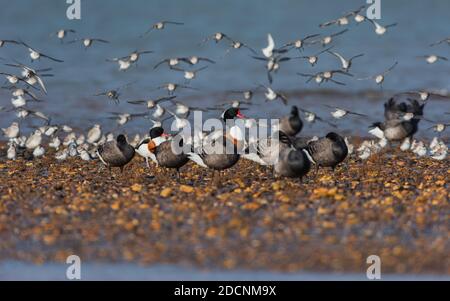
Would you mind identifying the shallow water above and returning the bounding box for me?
[1,261,449,281]
[0,0,449,137]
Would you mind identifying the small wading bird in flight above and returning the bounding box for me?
[327,50,365,72]
[297,47,334,67]
[0,72,36,89]
[298,70,353,86]
[429,37,450,47]
[258,84,288,105]
[417,54,448,64]
[107,50,154,70]
[50,29,76,43]
[20,41,64,63]
[200,32,233,45]
[154,56,214,69]
[5,62,54,94]
[279,34,320,53]
[252,53,299,84]
[152,83,198,95]
[183,56,216,66]
[260,33,289,58]
[0,39,21,48]
[357,61,398,87]
[141,21,184,37]
[426,122,450,134]
[107,112,148,127]
[67,38,110,49]
[229,89,254,101]
[225,39,257,55]
[394,90,449,102]
[325,105,368,119]
[94,82,136,104]
[367,19,398,36]
[298,108,337,128]
[315,29,349,47]
[319,5,368,28]
[170,66,209,83]
[127,96,177,110]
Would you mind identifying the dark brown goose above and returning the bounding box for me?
[242,130,292,166]
[244,130,311,179]
[279,106,303,137]
[370,98,425,142]
[370,120,416,142]
[97,134,135,173]
[274,146,311,180]
[305,132,348,171]
[152,134,190,179]
[187,135,240,171]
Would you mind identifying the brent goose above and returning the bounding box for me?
[370,98,425,143]
[243,131,293,166]
[278,106,303,137]
[304,132,348,172]
[151,133,190,180]
[274,146,311,180]
[97,135,135,173]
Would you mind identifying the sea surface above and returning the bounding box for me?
[0,0,449,138]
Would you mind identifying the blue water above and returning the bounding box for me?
[0,0,449,136]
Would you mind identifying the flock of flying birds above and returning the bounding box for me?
[1,4,449,180]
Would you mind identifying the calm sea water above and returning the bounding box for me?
[0,0,449,137]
